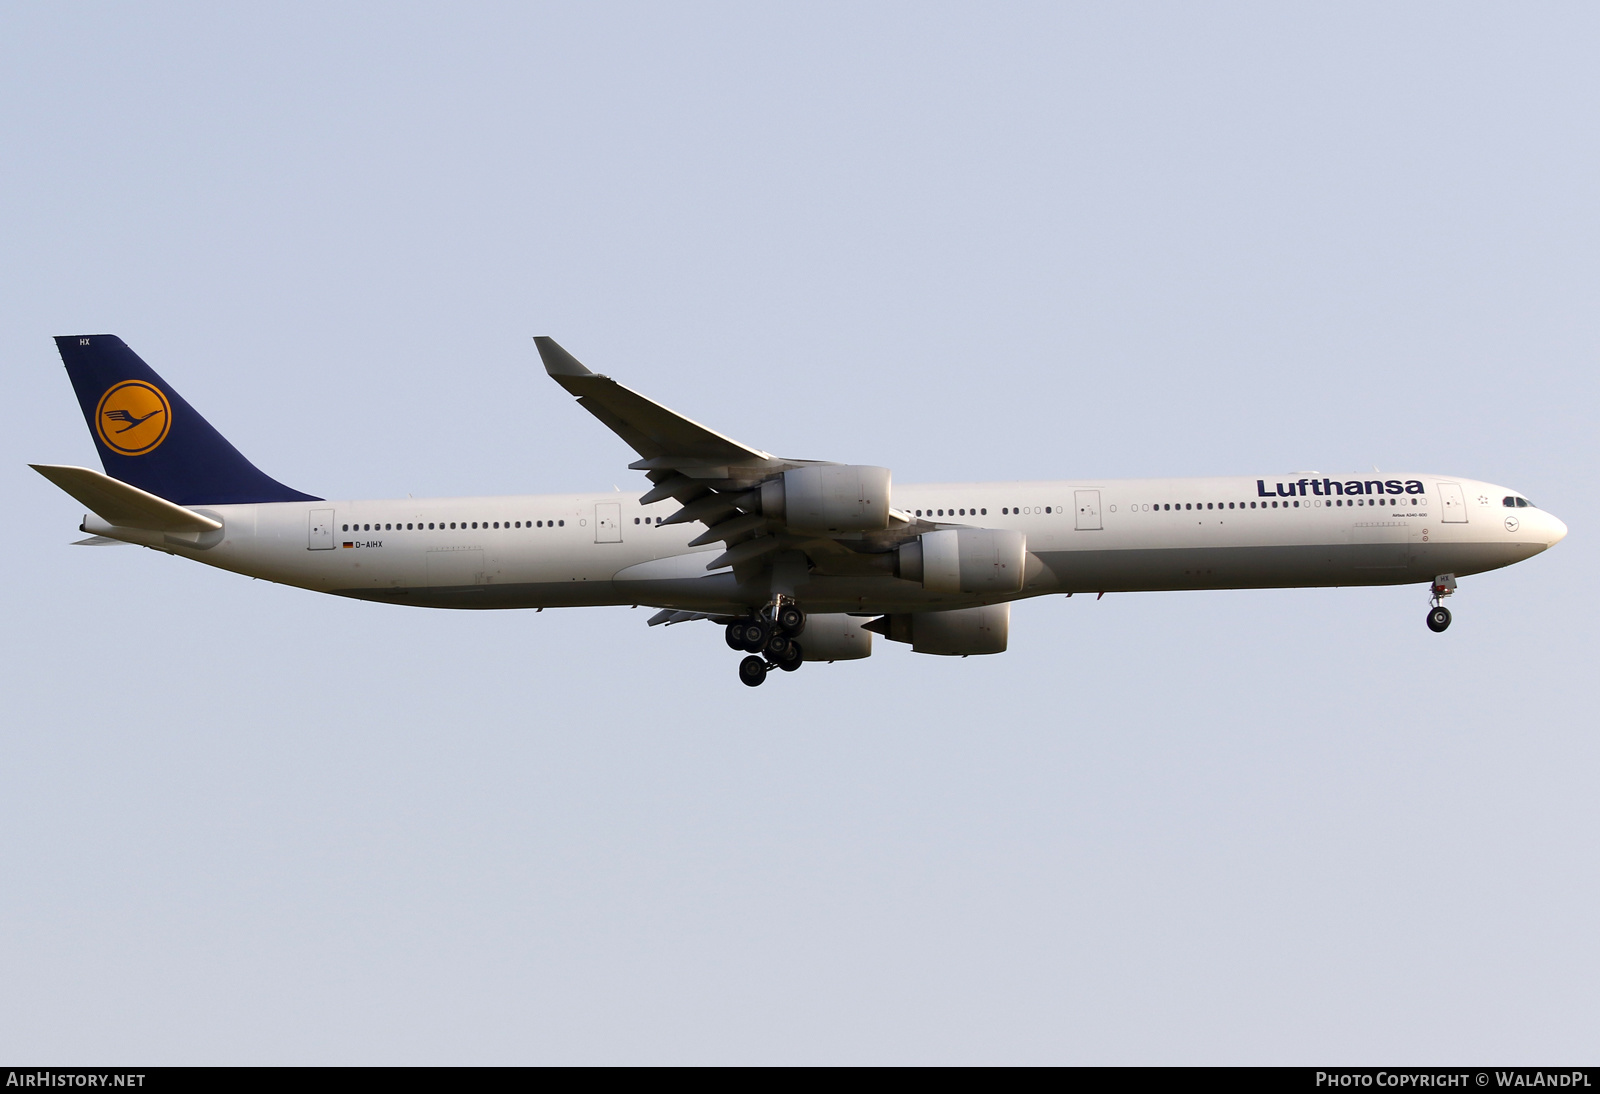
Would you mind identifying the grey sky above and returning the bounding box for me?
[2,2,1595,1063]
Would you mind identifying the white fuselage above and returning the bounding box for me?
[84,473,1567,615]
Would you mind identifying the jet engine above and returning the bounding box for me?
[759,465,892,531]
[897,528,1026,594]
[867,604,1010,656]
[796,613,874,661]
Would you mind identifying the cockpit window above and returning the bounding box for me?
[1503,496,1536,508]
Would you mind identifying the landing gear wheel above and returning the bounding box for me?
[725,622,745,650]
[776,642,803,671]
[777,606,806,636]
[1427,606,1452,633]
[738,621,769,652]
[764,632,792,659]
[738,655,769,687]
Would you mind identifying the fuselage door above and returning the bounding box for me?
[1074,490,1102,531]
[308,508,334,550]
[595,502,622,543]
[1436,482,1468,523]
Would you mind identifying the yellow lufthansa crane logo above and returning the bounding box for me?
[95,380,172,455]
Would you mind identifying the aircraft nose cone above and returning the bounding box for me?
[1547,512,1569,546]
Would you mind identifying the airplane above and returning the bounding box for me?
[33,335,1567,687]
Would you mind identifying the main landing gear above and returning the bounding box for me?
[730,600,807,686]
[1426,574,1456,633]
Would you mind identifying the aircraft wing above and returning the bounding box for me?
[536,337,774,470]
[536,337,918,575]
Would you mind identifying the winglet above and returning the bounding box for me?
[534,337,594,378]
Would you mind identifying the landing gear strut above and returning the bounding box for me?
[732,598,808,685]
[1426,574,1456,633]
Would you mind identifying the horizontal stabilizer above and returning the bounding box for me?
[31,464,223,532]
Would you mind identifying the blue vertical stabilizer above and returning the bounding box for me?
[55,335,320,505]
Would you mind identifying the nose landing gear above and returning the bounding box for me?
[734,599,808,686]
[1426,574,1456,633]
